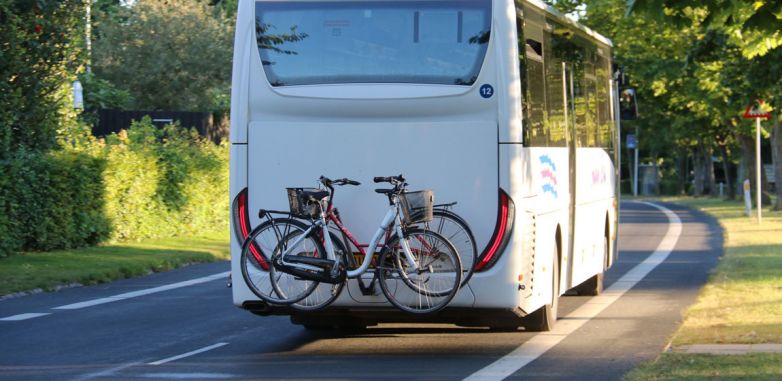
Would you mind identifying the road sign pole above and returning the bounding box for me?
[633,125,639,197]
[756,118,762,224]
[743,99,771,224]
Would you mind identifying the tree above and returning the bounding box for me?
[629,0,782,206]
[92,0,233,112]
[628,0,782,58]
[0,0,87,159]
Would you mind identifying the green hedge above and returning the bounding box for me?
[0,117,228,257]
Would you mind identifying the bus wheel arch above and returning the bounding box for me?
[522,228,561,331]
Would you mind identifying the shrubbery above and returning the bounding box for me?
[0,117,228,257]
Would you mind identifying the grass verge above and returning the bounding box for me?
[624,353,782,381]
[0,233,229,297]
[622,197,782,380]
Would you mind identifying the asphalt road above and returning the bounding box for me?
[0,201,723,381]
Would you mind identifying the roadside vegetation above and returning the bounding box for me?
[0,234,228,297]
[623,197,782,381]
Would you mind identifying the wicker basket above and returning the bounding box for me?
[399,190,434,224]
[286,188,321,219]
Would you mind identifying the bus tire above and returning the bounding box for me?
[523,241,559,331]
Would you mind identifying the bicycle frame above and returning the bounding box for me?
[276,197,420,279]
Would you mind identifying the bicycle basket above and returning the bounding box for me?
[400,190,434,224]
[287,188,322,219]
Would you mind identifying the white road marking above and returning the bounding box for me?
[148,343,229,366]
[74,362,142,381]
[464,201,682,381]
[0,312,51,321]
[52,271,229,310]
[140,373,235,379]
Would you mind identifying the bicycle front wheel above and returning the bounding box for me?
[377,229,462,314]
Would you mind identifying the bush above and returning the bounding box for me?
[101,117,229,242]
[0,150,110,256]
[0,117,228,257]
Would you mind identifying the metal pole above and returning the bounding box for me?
[633,125,639,196]
[756,118,762,224]
[85,0,92,73]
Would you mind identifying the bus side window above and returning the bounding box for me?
[521,7,548,147]
[544,23,566,147]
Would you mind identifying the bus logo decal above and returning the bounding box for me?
[539,155,558,199]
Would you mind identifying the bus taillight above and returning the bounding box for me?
[232,188,269,271]
[475,189,515,272]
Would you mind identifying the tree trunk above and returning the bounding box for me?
[773,117,782,210]
[719,144,734,200]
[704,143,716,196]
[677,147,688,195]
[693,142,705,196]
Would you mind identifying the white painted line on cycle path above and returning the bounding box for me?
[0,312,52,321]
[463,201,683,381]
[53,271,230,310]
[148,342,229,366]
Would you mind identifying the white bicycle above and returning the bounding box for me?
[240,175,462,314]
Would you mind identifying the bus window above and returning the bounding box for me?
[255,1,491,86]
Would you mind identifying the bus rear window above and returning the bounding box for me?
[255,1,491,86]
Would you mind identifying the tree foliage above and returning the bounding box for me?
[0,0,86,159]
[628,0,782,58]
[92,0,233,112]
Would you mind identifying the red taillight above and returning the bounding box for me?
[232,188,269,271]
[475,189,515,272]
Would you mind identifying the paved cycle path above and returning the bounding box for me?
[0,201,723,381]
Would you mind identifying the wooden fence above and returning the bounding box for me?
[89,109,228,142]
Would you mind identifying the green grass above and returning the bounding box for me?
[0,233,229,297]
[662,197,782,345]
[624,353,782,381]
[622,196,782,381]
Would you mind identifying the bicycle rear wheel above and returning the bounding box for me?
[416,209,477,287]
[377,229,462,314]
[240,218,322,305]
[268,227,329,305]
[289,232,346,311]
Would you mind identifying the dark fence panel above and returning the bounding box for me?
[91,109,228,142]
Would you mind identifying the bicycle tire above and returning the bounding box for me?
[289,231,346,312]
[377,229,462,314]
[415,209,477,288]
[240,218,322,305]
[268,226,329,305]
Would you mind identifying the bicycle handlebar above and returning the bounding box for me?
[373,174,405,184]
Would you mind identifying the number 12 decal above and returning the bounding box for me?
[480,84,494,99]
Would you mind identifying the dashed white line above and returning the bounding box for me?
[148,343,229,366]
[0,312,51,321]
[53,271,230,310]
[463,201,682,381]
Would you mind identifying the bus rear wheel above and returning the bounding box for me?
[522,240,559,331]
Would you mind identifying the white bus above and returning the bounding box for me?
[230,0,619,331]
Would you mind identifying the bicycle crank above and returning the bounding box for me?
[272,255,346,284]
